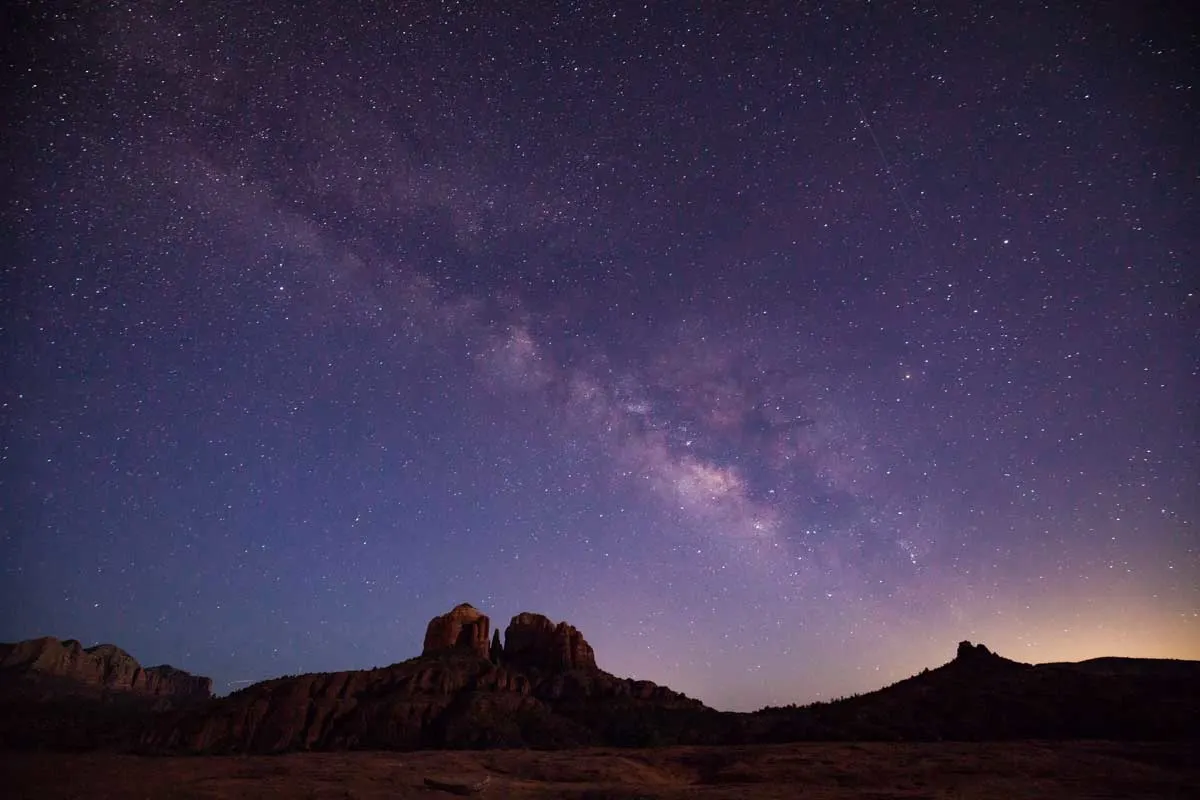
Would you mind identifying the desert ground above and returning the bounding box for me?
[3,741,1197,799]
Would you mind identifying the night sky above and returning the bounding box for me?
[3,1,1197,712]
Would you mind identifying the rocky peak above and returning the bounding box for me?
[422,603,491,659]
[504,612,596,672]
[955,640,999,665]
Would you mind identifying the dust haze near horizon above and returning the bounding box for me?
[2,1,1197,712]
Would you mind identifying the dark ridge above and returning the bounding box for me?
[3,618,1198,753]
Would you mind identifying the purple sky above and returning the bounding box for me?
[3,1,1197,711]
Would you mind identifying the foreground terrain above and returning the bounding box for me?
[4,741,1198,799]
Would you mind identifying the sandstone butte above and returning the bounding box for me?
[139,604,707,752]
[422,604,597,671]
[421,602,491,660]
[504,612,596,672]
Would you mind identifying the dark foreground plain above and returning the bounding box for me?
[4,741,1198,799]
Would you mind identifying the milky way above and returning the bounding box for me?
[3,1,1197,711]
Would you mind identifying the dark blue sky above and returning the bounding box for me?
[3,1,1197,710]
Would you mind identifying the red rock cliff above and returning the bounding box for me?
[421,603,491,659]
[504,612,597,672]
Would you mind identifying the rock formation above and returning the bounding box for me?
[0,636,212,699]
[141,649,714,753]
[953,640,1010,671]
[955,640,993,661]
[139,604,711,753]
[13,617,1200,753]
[489,630,503,664]
[503,612,596,672]
[422,603,491,660]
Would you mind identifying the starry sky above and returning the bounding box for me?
[2,1,1197,712]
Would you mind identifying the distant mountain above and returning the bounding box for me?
[743,642,1200,742]
[0,637,211,700]
[0,636,212,750]
[1043,655,1200,678]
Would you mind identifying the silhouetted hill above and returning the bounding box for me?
[745,642,1200,742]
[1046,656,1200,678]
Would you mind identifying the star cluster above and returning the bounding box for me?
[2,1,1196,711]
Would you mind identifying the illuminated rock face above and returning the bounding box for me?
[421,606,597,672]
[421,603,491,659]
[503,612,596,672]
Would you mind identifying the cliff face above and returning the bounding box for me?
[503,613,597,672]
[421,604,491,660]
[0,637,212,700]
[142,653,713,752]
